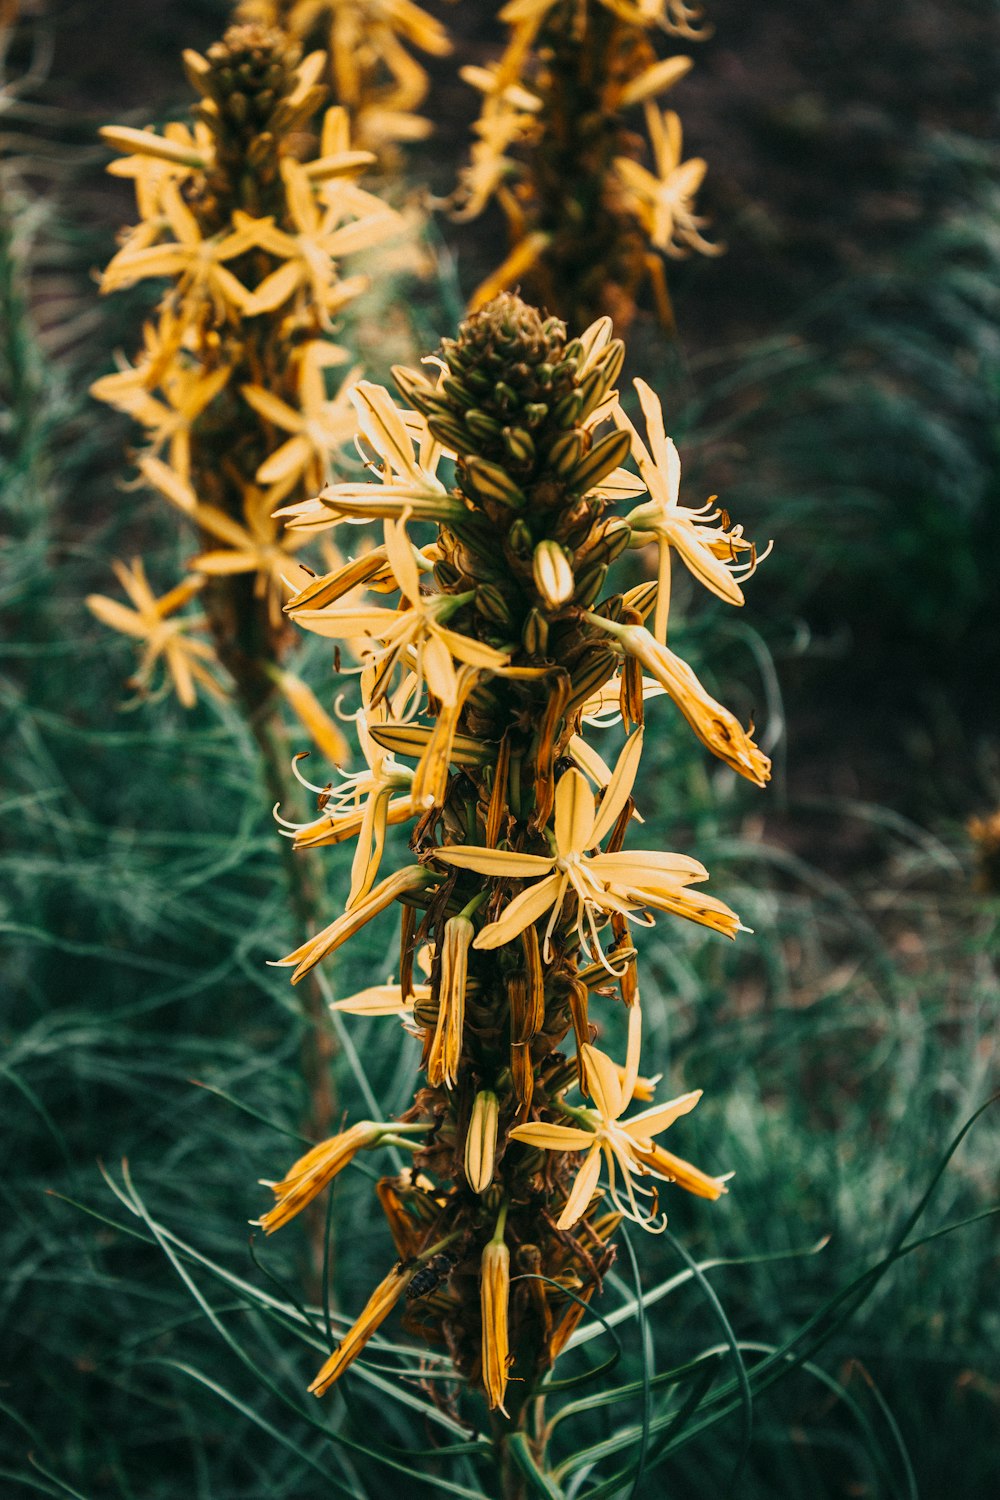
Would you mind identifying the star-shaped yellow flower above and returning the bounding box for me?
[102,120,213,223]
[139,456,313,628]
[614,379,767,640]
[433,730,744,966]
[100,181,258,318]
[241,343,363,503]
[91,362,230,483]
[289,515,510,709]
[614,105,720,260]
[243,158,399,323]
[86,559,223,708]
[510,1042,729,1231]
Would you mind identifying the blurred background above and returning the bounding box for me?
[2,1,998,1496]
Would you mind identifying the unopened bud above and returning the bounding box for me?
[475,583,515,627]
[551,389,584,427]
[572,560,607,607]
[465,1090,499,1193]
[464,457,525,509]
[567,428,633,495]
[502,425,535,465]
[465,409,504,442]
[533,540,575,609]
[522,607,549,656]
[511,1042,534,1114]
[546,429,585,476]
[480,1231,511,1414]
[507,517,532,556]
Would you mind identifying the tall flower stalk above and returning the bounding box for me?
[262,292,769,1471]
[454,0,720,329]
[88,23,404,1172]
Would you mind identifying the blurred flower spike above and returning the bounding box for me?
[89,22,405,759]
[454,0,721,328]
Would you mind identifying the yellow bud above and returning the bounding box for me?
[427,916,474,1088]
[465,1090,499,1193]
[310,1262,413,1396]
[533,540,574,609]
[481,1235,511,1414]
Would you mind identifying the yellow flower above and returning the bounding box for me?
[510,1043,729,1231]
[102,120,212,223]
[273,864,435,983]
[277,669,418,906]
[587,615,771,787]
[256,1120,383,1233]
[614,379,767,639]
[241,157,399,323]
[453,66,542,222]
[325,0,452,114]
[241,343,362,503]
[86,560,223,709]
[433,731,744,966]
[100,180,258,316]
[91,363,230,483]
[614,105,720,260]
[288,516,510,708]
[309,1261,414,1396]
[139,458,313,628]
[480,1221,512,1414]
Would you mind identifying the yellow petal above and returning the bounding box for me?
[633,1142,730,1201]
[432,846,553,878]
[554,767,596,859]
[580,1044,623,1123]
[86,594,143,638]
[249,259,303,314]
[589,850,708,886]
[473,872,563,950]
[330,983,424,1016]
[588,728,643,846]
[623,1089,702,1142]
[620,55,693,108]
[353,382,422,482]
[556,1145,603,1229]
[509,1121,595,1151]
[241,384,302,433]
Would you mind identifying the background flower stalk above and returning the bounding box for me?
[454,0,720,329]
[89,22,407,1256]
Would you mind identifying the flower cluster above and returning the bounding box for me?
[234,0,454,156]
[88,23,401,725]
[260,293,769,1419]
[454,0,721,329]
